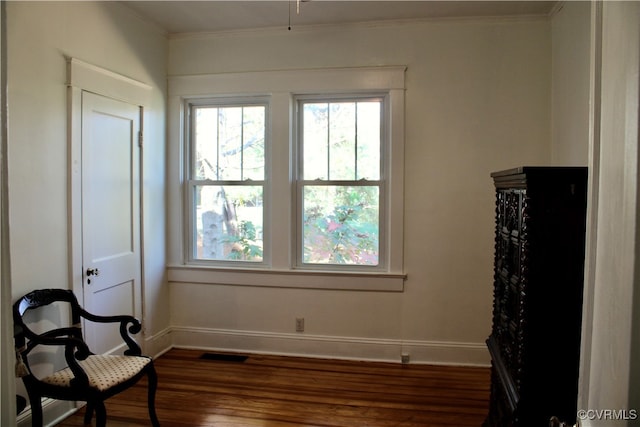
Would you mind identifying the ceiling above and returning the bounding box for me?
[121,1,557,35]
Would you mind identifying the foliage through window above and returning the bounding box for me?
[188,100,266,263]
[297,97,384,267]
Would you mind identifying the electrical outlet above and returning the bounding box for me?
[296,317,305,332]
[401,353,410,364]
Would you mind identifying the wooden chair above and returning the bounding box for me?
[13,288,160,426]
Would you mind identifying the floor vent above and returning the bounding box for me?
[200,353,248,362]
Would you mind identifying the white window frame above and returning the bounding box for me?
[184,96,270,267]
[167,66,406,291]
[293,93,389,272]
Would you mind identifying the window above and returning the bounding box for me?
[170,67,405,290]
[186,99,267,264]
[296,96,385,269]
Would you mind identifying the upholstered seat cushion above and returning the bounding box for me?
[41,355,151,392]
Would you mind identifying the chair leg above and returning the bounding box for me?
[94,401,107,427]
[28,393,43,427]
[147,364,160,426]
[84,401,95,425]
[16,395,27,414]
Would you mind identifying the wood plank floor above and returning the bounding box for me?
[57,348,490,426]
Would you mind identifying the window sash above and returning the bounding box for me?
[187,180,266,265]
[189,102,267,182]
[300,100,382,181]
[294,95,388,271]
[186,97,268,266]
[299,182,382,267]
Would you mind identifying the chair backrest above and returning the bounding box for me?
[14,288,80,318]
[13,289,87,375]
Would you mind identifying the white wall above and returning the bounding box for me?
[579,2,640,425]
[4,1,168,422]
[167,17,551,364]
[551,1,590,166]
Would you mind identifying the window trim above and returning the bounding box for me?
[168,66,406,290]
[167,265,405,292]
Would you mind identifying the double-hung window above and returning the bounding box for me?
[296,96,385,269]
[171,66,405,290]
[186,99,268,264]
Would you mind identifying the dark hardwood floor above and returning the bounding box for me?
[57,348,490,426]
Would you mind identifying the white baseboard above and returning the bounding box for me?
[400,339,491,366]
[17,399,78,427]
[171,326,490,366]
[144,326,173,359]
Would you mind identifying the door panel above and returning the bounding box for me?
[81,91,141,355]
[90,280,136,354]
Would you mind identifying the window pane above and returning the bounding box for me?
[242,106,266,180]
[302,185,379,266]
[356,101,381,180]
[194,107,219,180]
[329,102,356,180]
[194,105,266,181]
[303,103,328,180]
[195,185,263,262]
[218,107,243,181]
[302,100,381,181]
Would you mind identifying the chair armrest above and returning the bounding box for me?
[77,308,143,356]
[20,326,91,358]
[17,330,93,386]
[32,334,93,388]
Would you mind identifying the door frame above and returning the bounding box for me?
[0,2,16,424]
[67,58,151,339]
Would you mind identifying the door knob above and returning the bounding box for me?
[86,268,100,277]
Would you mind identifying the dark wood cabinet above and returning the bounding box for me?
[484,167,588,427]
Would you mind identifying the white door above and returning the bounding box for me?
[81,91,142,355]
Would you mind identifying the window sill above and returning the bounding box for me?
[166,265,406,292]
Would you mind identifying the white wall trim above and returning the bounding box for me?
[169,15,550,41]
[577,0,601,416]
[66,58,148,312]
[17,399,77,427]
[578,0,640,419]
[168,265,405,291]
[144,326,173,359]
[168,65,406,281]
[171,326,490,366]
[400,339,490,367]
[169,66,407,96]
[67,58,151,106]
[0,1,16,425]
